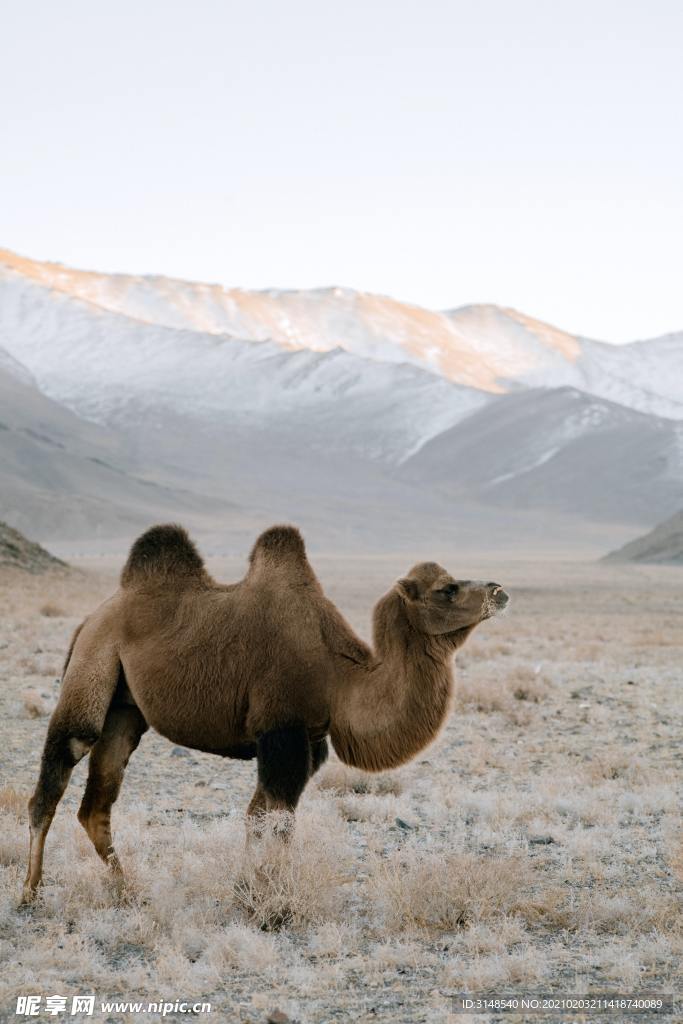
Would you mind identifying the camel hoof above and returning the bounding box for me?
[18,885,38,910]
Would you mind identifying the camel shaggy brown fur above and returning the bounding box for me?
[21,524,508,904]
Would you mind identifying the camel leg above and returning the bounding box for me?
[21,726,95,905]
[246,723,312,839]
[77,704,148,883]
[21,639,122,906]
[247,734,327,822]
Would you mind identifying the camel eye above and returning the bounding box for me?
[440,583,459,597]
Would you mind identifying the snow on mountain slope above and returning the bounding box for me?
[579,333,683,419]
[0,265,489,464]
[444,304,581,378]
[0,249,504,391]
[2,248,682,420]
[399,387,683,524]
[0,347,232,541]
[445,306,683,419]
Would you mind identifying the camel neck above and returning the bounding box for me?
[329,591,454,771]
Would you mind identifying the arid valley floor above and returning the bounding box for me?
[0,554,681,1023]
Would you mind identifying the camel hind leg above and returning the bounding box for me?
[21,727,95,905]
[77,703,147,883]
[21,637,121,906]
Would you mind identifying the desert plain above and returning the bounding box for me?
[0,552,680,1023]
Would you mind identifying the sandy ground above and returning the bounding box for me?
[0,553,681,1023]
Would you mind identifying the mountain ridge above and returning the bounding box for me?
[0,246,681,554]
[2,247,682,422]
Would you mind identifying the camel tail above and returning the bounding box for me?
[120,524,206,587]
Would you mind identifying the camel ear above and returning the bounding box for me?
[396,577,419,601]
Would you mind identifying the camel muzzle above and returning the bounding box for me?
[489,584,510,611]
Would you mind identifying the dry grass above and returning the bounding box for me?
[0,786,26,817]
[456,664,551,715]
[315,761,404,796]
[367,847,530,929]
[21,688,52,717]
[39,602,66,618]
[0,557,681,1021]
[232,808,355,930]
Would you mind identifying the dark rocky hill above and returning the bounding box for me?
[0,521,66,572]
[602,511,683,564]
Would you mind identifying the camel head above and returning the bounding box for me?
[396,561,509,639]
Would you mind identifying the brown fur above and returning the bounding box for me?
[21,523,508,904]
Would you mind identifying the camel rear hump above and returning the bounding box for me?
[247,524,315,583]
[121,524,207,588]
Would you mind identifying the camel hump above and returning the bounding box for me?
[248,524,310,572]
[121,523,205,587]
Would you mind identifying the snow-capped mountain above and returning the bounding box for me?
[399,388,683,524]
[0,249,502,390]
[446,305,683,419]
[0,246,680,552]
[0,263,488,465]
[2,247,682,420]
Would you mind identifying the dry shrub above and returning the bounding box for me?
[574,892,682,936]
[459,918,528,955]
[21,688,50,717]
[487,642,514,657]
[39,603,65,618]
[667,835,683,883]
[233,808,354,930]
[367,846,530,931]
[518,885,682,937]
[337,793,406,823]
[307,921,359,958]
[456,666,549,715]
[456,677,511,713]
[0,797,29,867]
[444,945,549,988]
[583,754,653,784]
[597,941,648,987]
[0,787,28,817]
[368,938,438,970]
[17,655,41,676]
[508,666,550,702]
[200,922,283,973]
[316,761,403,796]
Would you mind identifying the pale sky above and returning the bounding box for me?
[2,0,682,342]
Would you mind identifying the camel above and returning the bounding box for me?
[21,523,509,905]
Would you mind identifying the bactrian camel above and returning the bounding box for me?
[21,524,509,904]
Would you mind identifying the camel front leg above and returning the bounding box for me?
[246,722,312,839]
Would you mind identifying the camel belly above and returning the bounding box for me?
[119,647,331,755]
